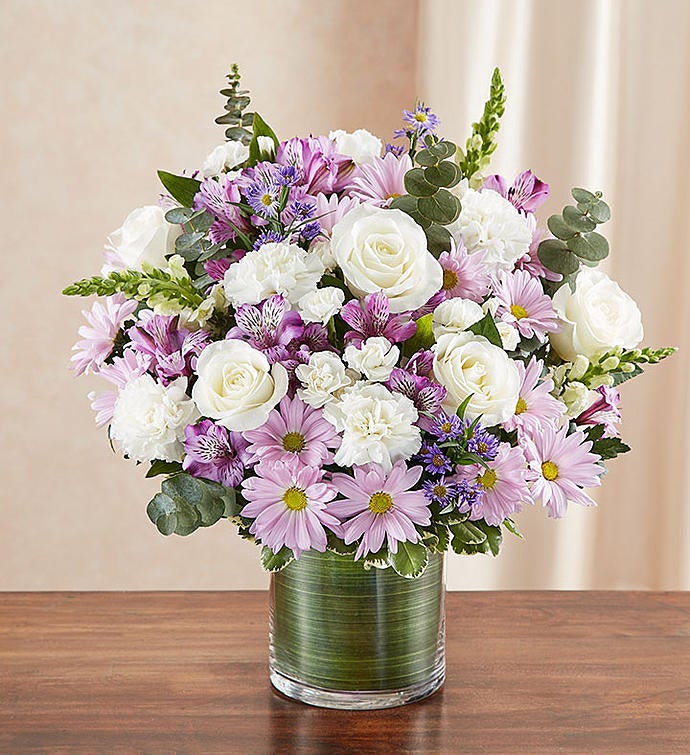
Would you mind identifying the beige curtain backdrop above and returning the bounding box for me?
[1,0,687,590]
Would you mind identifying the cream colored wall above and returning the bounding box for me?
[1,0,687,591]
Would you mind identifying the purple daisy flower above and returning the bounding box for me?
[419,443,453,476]
[349,152,412,208]
[340,291,417,347]
[437,243,491,303]
[466,422,500,461]
[88,348,152,426]
[503,357,565,439]
[492,269,561,342]
[313,193,361,236]
[394,103,440,137]
[429,411,463,442]
[243,163,281,219]
[329,461,431,560]
[422,477,458,507]
[183,419,250,487]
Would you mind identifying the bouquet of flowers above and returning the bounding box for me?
[65,66,674,579]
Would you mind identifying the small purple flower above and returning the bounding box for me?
[466,422,500,461]
[183,419,250,488]
[227,295,304,362]
[422,477,458,507]
[419,443,453,476]
[455,479,486,515]
[386,368,446,432]
[243,164,281,219]
[253,229,286,251]
[288,199,316,219]
[394,103,440,138]
[299,220,321,242]
[429,411,463,442]
[384,143,406,157]
[204,257,232,282]
[194,175,250,245]
[483,170,549,214]
[276,165,300,187]
[340,291,417,347]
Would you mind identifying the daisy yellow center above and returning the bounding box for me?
[441,421,453,433]
[442,269,458,291]
[433,454,445,468]
[385,192,401,200]
[282,432,306,453]
[541,461,559,481]
[282,486,308,511]
[515,397,528,415]
[477,469,497,490]
[261,193,273,207]
[368,491,393,515]
[510,304,529,320]
[414,113,428,123]
[433,484,448,498]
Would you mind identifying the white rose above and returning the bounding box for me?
[201,141,250,177]
[223,242,324,307]
[432,298,484,338]
[295,352,354,408]
[192,340,288,431]
[298,287,345,324]
[448,188,532,274]
[432,332,521,426]
[344,337,399,382]
[329,128,382,164]
[110,376,199,463]
[560,381,596,418]
[550,268,644,361]
[331,204,442,313]
[106,205,181,271]
[323,382,421,470]
[497,322,520,351]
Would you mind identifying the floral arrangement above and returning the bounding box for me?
[65,67,674,578]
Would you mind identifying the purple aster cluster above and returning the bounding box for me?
[465,422,500,461]
[419,443,453,476]
[394,103,440,139]
[428,411,463,442]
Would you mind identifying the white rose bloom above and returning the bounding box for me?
[331,204,443,313]
[432,298,484,338]
[106,205,181,271]
[329,128,383,164]
[550,267,644,361]
[323,382,421,470]
[448,188,532,273]
[344,337,399,382]
[110,376,199,463]
[433,332,521,426]
[192,340,288,431]
[298,287,345,324]
[295,352,354,408]
[497,321,520,352]
[201,141,250,177]
[223,241,325,307]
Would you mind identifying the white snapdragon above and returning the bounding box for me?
[448,187,532,273]
[223,241,324,307]
[560,381,595,418]
[329,128,382,164]
[550,268,644,361]
[344,337,399,382]
[431,298,484,338]
[192,340,288,431]
[432,332,521,426]
[331,204,442,313]
[323,382,421,470]
[106,205,181,271]
[110,376,199,463]
[201,141,250,177]
[298,287,345,324]
[295,352,354,408]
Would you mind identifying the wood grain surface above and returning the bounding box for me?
[0,591,688,753]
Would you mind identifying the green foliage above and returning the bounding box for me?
[585,424,631,460]
[449,519,502,556]
[215,64,254,144]
[402,313,434,357]
[248,112,279,166]
[146,474,239,536]
[62,267,205,310]
[388,540,429,579]
[261,546,294,572]
[164,207,221,264]
[579,346,677,388]
[146,460,183,478]
[325,531,358,556]
[538,188,611,275]
[456,67,506,183]
[157,171,201,208]
[468,311,502,347]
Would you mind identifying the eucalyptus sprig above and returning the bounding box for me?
[215,63,255,144]
[456,67,506,184]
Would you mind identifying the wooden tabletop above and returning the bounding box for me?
[0,591,688,753]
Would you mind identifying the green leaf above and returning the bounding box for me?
[175,232,205,251]
[145,460,183,478]
[503,518,523,538]
[157,171,201,208]
[473,520,502,556]
[424,223,452,256]
[591,436,631,460]
[547,215,577,240]
[389,195,419,215]
[538,239,580,275]
[261,546,295,572]
[404,313,435,355]
[424,161,461,188]
[404,167,437,197]
[415,148,440,167]
[417,189,461,225]
[562,205,597,233]
[468,311,502,347]
[428,141,456,160]
[450,521,488,546]
[388,541,429,579]
[165,207,196,225]
[571,187,596,204]
[589,199,611,223]
[248,112,279,165]
[147,493,178,536]
[567,232,609,262]
[326,531,358,556]
[455,393,474,420]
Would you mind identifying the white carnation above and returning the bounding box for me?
[344,337,399,382]
[298,287,345,324]
[432,298,484,338]
[223,242,324,307]
[201,141,249,177]
[497,321,520,351]
[448,188,532,274]
[323,382,421,470]
[296,352,354,408]
[110,376,199,463]
[329,128,382,164]
[310,238,337,271]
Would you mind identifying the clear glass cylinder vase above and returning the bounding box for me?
[269,549,445,710]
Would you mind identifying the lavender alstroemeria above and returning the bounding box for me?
[182,419,250,487]
[575,385,622,437]
[128,312,209,385]
[405,349,435,378]
[483,170,549,214]
[194,174,250,245]
[276,136,356,195]
[227,295,304,364]
[340,291,417,347]
[386,367,446,432]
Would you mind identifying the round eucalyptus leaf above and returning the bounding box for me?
[424,161,461,188]
[424,223,452,256]
[589,200,611,223]
[415,149,439,167]
[428,141,456,159]
[389,195,418,215]
[567,231,609,261]
[404,168,437,197]
[571,187,596,204]
[563,205,597,232]
[547,215,577,240]
[417,189,461,224]
[165,207,196,224]
[538,239,580,275]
